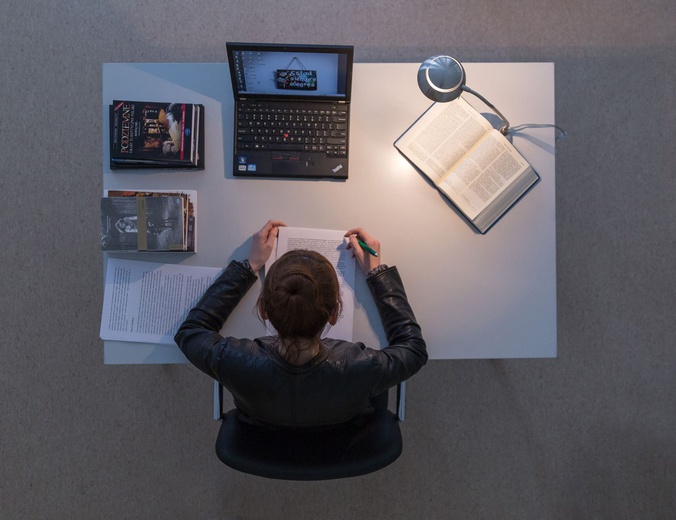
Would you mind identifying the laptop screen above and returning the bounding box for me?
[227,43,353,101]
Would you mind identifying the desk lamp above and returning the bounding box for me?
[417,55,510,135]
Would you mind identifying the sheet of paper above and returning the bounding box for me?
[265,226,356,341]
[100,258,221,344]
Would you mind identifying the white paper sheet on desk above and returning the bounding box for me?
[100,258,221,344]
[264,226,356,342]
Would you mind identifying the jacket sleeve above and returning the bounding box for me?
[366,266,428,395]
[174,261,257,378]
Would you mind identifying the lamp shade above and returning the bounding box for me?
[417,55,466,103]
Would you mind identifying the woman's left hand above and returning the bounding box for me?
[248,220,287,272]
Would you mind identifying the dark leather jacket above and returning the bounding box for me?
[175,261,427,429]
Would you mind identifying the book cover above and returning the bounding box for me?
[109,101,203,169]
[102,190,196,252]
[101,195,187,252]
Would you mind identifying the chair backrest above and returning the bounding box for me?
[213,382,407,480]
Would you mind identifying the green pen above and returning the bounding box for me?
[358,240,379,257]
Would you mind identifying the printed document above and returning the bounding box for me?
[100,258,221,344]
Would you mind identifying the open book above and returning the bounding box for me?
[265,226,356,341]
[394,97,539,233]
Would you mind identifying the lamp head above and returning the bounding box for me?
[417,55,466,103]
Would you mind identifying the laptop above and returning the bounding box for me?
[226,42,354,179]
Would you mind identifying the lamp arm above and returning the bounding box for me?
[461,85,510,135]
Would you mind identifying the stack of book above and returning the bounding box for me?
[100,190,196,252]
[109,100,204,170]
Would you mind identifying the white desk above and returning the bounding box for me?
[102,62,556,363]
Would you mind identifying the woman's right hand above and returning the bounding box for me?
[345,227,381,275]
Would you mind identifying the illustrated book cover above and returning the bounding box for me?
[109,100,204,170]
[101,190,196,252]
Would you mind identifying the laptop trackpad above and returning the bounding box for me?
[271,156,301,176]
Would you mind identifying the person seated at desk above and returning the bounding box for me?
[174,220,427,429]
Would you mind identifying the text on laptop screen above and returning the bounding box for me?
[231,49,350,98]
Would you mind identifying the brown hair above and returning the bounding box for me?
[257,250,342,361]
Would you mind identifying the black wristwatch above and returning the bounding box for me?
[367,264,389,279]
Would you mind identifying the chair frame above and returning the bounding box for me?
[212,381,407,480]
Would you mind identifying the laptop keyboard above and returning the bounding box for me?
[236,101,348,157]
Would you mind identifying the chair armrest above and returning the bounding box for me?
[396,381,406,422]
[213,380,222,420]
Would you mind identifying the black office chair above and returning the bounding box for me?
[213,382,407,480]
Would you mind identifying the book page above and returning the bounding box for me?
[395,98,493,183]
[100,258,221,344]
[437,130,532,220]
[265,227,356,341]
